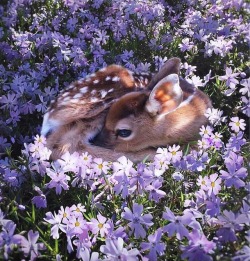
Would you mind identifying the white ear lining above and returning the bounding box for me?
[145,74,182,116]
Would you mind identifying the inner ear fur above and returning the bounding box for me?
[145,74,183,116]
[147,57,181,90]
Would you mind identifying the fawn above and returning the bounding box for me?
[41,58,212,161]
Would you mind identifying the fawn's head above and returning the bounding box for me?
[92,73,212,152]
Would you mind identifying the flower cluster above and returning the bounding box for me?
[0,0,249,260]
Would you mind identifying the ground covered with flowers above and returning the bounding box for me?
[0,0,249,260]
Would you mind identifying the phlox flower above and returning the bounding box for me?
[241,96,250,117]
[232,245,250,261]
[0,221,26,260]
[199,125,214,138]
[105,220,127,240]
[112,173,132,198]
[179,38,194,52]
[58,151,79,173]
[204,108,226,126]
[89,213,111,238]
[79,152,93,167]
[112,156,135,177]
[76,246,99,261]
[46,162,71,194]
[154,147,171,171]
[121,203,153,239]
[100,237,140,261]
[181,229,216,261]
[44,211,66,239]
[168,144,183,163]
[70,203,86,217]
[218,67,239,95]
[216,210,249,242]
[58,206,73,223]
[140,228,166,260]
[129,163,148,195]
[67,215,88,236]
[220,159,247,189]
[197,175,210,191]
[20,230,45,261]
[207,173,222,196]
[92,158,110,176]
[162,207,190,240]
[229,117,246,132]
[225,131,246,152]
[205,195,221,217]
[145,180,166,202]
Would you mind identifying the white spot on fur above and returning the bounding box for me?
[62,96,70,102]
[80,87,88,93]
[91,90,97,95]
[90,73,96,78]
[108,88,114,93]
[105,76,111,81]
[100,90,108,98]
[73,93,83,99]
[90,97,99,103]
[93,79,99,84]
[62,92,69,97]
[112,76,120,82]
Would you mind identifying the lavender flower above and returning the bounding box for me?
[121,203,153,239]
[140,228,166,260]
[20,230,45,261]
[100,237,140,261]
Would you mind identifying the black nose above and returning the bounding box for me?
[89,129,114,149]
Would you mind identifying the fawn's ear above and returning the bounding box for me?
[145,74,183,116]
[147,57,181,90]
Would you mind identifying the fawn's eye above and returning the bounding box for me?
[116,129,132,138]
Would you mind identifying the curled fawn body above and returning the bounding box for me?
[41,58,212,161]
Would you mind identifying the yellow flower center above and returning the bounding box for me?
[98,164,103,169]
[202,180,206,185]
[63,213,67,218]
[98,223,103,229]
[75,221,80,227]
[211,181,215,188]
[172,151,176,155]
[236,122,240,126]
[76,207,80,212]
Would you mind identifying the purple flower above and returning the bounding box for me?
[44,212,66,239]
[162,207,190,240]
[232,245,250,261]
[181,229,216,261]
[220,159,247,189]
[0,221,26,259]
[229,117,246,133]
[20,230,45,261]
[145,180,166,202]
[89,213,111,238]
[46,162,70,194]
[140,228,166,260]
[121,203,153,239]
[218,67,239,95]
[216,210,249,242]
[100,237,140,260]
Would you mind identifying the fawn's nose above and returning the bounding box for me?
[90,128,114,149]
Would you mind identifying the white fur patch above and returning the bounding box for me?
[112,76,120,82]
[80,87,88,93]
[41,113,60,136]
[73,93,83,99]
[105,76,111,81]
[93,79,99,84]
[90,97,99,103]
[100,90,108,98]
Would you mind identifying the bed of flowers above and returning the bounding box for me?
[0,0,249,260]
